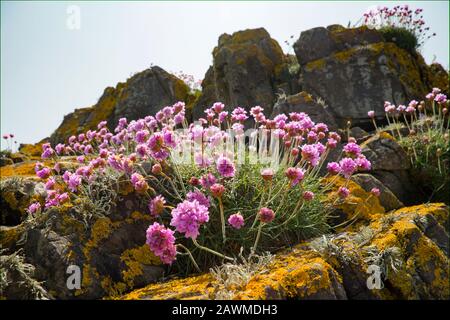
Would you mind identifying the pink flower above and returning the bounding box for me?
[210,183,225,198]
[216,155,235,178]
[199,173,217,189]
[368,110,375,118]
[170,200,209,239]
[228,213,245,229]
[343,142,361,157]
[258,207,275,223]
[67,173,82,192]
[339,158,357,178]
[327,162,341,175]
[285,167,305,186]
[27,202,41,215]
[355,156,371,171]
[186,190,210,208]
[41,147,54,159]
[45,178,55,190]
[260,168,274,181]
[303,191,315,201]
[36,167,51,179]
[371,188,381,197]
[151,163,162,175]
[146,222,177,264]
[327,138,338,149]
[338,186,350,199]
[148,195,166,216]
[301,144,320,167]
[130,173,149,193]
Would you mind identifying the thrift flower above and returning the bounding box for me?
[216,155,236,178]
[170,200,209,239]
[130,173,149,193]
[303,191,315,201]
[148,195,166,216]
[258,207,275,223]
[338,186,350,199]
[186,190,210,208]
[371,188,381,197]
[228,213,245,229]
[210,183,225,198]
[27,202,41,215]
[146,222,177,264]
[339,158,357,178]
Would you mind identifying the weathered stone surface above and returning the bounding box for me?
[0,191,165,299]
[192,28,296,122]
[49,66,193,145]
[293,25,383,65]
[121,203,449,300]
[351,173,404,211]
[271,91,339,130]
[360,132,424,205]
[295,26,433,129]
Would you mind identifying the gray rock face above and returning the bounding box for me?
[49,66,191,145]
[270,91,339,131]
[192,28,297,121]
[110,66,190,126]
[361,133,424,204]
[351,173,404,211]
[295,26,431,129]
[293,25,384,65]
[1,192,164,299]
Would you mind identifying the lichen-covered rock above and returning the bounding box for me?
[192,28,295,122]
[121,203,449,300]
[293,25,383,65]
[0,192,165,299]
[49,66,193,145]
[351,173,404,211]
[296,26,433,129]
[360,132,424,204]
[271,91,339,131]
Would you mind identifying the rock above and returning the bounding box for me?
[0,157,13,167]
[270,91,339,131]
[293,25,383,65]
[0,177,41,226]
[360,132,424,205]
[49,66,194,145]
[121,203,449,300]
[296,26,433,129]
[0,189,165,299]
[192,28,296,122]
[351,173,404,211]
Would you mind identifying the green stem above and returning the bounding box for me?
[192,239,233,261]
[218,197,226,243]
[177,244,201,273]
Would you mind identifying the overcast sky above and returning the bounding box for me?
[1,1,449,150]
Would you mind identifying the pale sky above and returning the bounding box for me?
[1,1,449,150]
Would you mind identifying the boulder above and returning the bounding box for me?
[0,189,165,299]
[295,26,434,130]
[271,91,339,131]
[192,28,298,122]
[49,66,193,145]
[351,173,404,211]
[360,132,424,204]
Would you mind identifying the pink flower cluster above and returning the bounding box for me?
[146,222,177,264]
[170,200,210,239]
[363,5,435,46]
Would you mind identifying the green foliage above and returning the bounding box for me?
[379,26,418,53]
[398,124,450,203]
[167,159,331,274]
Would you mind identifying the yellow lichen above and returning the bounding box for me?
[120,245,161,288]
